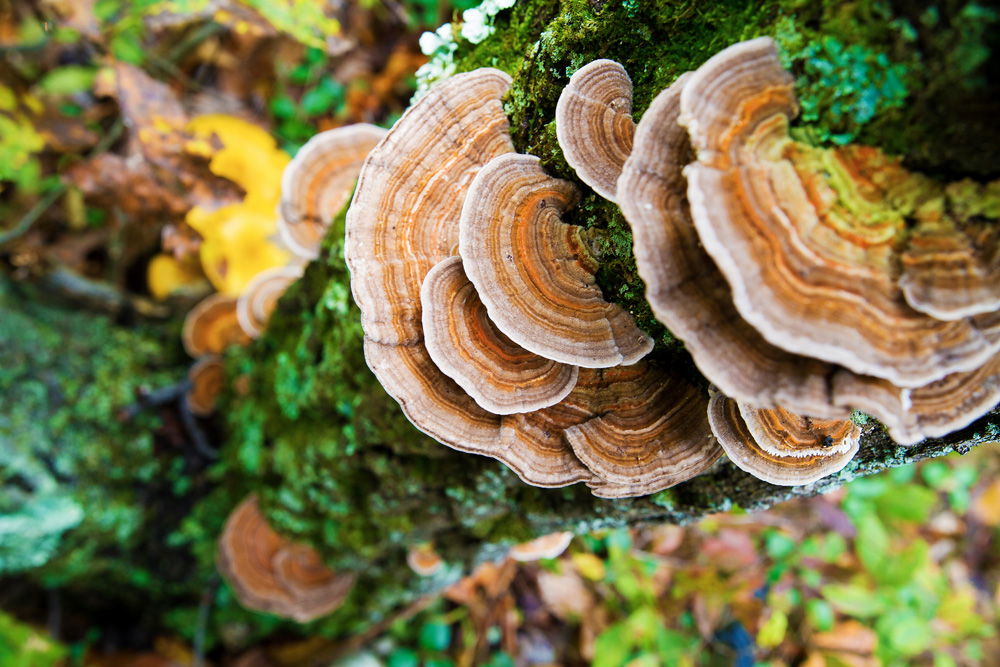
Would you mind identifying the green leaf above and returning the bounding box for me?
[806,599,835,632]
[111,30,145,65]
[419,621,452,652]
[875,484,937,523]
[482,652,515,667]
[269,95,296,120]
[821,583,886,617]
[300,85,337,116]
[593,621,633,667]
[888,616,933,655]
[38,66,97,95]
[921,461,950,488]
[765,531,797,561]
[386,649,419,667]
[757,610,787,648]
[854,512,890,576]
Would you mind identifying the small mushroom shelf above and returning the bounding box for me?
[342,38,1000,494]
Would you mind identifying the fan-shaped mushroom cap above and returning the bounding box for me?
[186,354,225,417]
[460,153,653,368]
[680,37,999,387]
[217,495,355,623]
[347,70,592,487]
[278,124,387,259]
[237,266,303,339]
[406,543,444,576]
[421,256,579,414]
[508,532,573,562]
[899,216,1000,320]
[555,59,635,202]
[182,292,251,358]
[618,71,846,418]
[563,363,721,493]
[708,394,860,486]
[832,351,1000,445]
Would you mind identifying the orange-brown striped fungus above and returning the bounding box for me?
[508,532,574,562]
[555,59,635,202]
[278,124,387,259]
[707,394,860,486]
[237,266,303,339]
[217,496,354,623]
[680,37,999,387]
[186,354,225,417]
[421,255,579,414]
[182,292,251,358]
[618,71,847,419]
[459,153,653,368]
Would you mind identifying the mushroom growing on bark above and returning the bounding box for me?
[459,152,653,368]
[555,59,635,202]
[217,495,355,622]
[708,394,860,486]
[679,37,999,387]
[278,124,387,259]
[182,292,251,358]
[186,354,225,417]
[345,68,721,497]
[237,266,304,339]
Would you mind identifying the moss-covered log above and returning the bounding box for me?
[4,0,999,650]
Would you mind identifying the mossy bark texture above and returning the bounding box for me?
[4,0,999,646]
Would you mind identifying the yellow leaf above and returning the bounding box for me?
[971,479,1000,527]
[572,552,606,581]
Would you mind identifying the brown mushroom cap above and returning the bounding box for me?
[563,363,721,494]
[182,292,251,358]
[237,266,303,339]
[186,354,225,417]
[555,59,635,202]
[421,255,579,414]
[459,152,653,368]
[406,543,444,576]
[344,68,528,473]
[217,495,355,623]
[617,71,847,418]
[708,394,860,486]
[680,37,999,387]
[508,532,574,562]
[278,124,387,259]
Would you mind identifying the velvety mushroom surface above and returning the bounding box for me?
[278,124,387,259]
[237,266,303,339]
[421,255,579,414]
[617,71,846,419]
[460,152,652,368]
[708,394,860,486]
[217,496,355,623]
[555,59,635,202]
[680,37,999,387]
[182,292,251,358]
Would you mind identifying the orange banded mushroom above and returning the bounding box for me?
[555,59,635,202]
[508,532,574,562]
[680,37,1000,387]
[217,495,355,623]
[278,124,387,259]
[617,71,846,418]
[421,255,579,414]
[406,543,444,576]
[459,153,653,368]
[237,266,303,339]
[182,292,251,358]
[708,394,860,486]
[186,354,225,417]
[562,363,720,494]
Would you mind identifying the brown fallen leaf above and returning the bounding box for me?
[536,568,595,621]
[971,478,1000,526]
[812,620,878,654]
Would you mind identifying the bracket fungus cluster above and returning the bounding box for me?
[344,69,719,498]
[218,496,355,622]
[543,36,1000,484]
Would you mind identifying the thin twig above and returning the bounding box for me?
[179,393,220,460]
[193,574,219,667]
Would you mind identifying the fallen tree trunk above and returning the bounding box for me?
[4,0,999,649]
